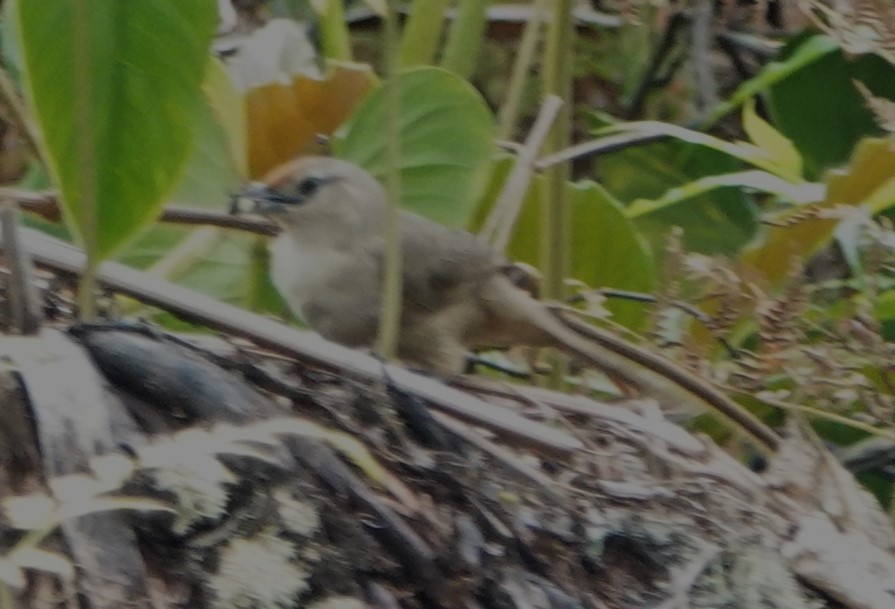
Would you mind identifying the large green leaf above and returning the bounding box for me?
[767,37,895,179]
[169,60,247,208]
[118,62,253,298]
[11,0,217,262]
[474,157,656,328]
[564,181,657,328]
[702,35,839,127]
[332,67,495,228]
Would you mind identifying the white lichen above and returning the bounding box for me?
[274,489,321,537]
[138,431,238,533]
[211,531,309,609]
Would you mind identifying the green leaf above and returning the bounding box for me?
[333,67,495,228]
[598,120,796,179]
[475,157,656,328]
[597,137,760,255]
[313,0,352,60]
[169,64,247,208]
[203,58,248,180]
[702,35,839,127]
[565,181,657,327]
[174,232,286,311]
[741,99,802,180]
[11,0,217,262]
[767,39,895,179]
[397,0,450,68]
[115,60,247,304]
[626,170,823,218]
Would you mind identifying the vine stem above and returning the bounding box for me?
[376,1,403,361]
[540,0,575,386]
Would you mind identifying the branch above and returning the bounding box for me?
[3,188,278,236]
[1,226,584,456]
[550,306,780,452]
[480,95,563,250]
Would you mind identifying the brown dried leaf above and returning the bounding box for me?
[246,63,377,178]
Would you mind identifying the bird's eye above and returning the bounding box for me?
[295,176,324,198]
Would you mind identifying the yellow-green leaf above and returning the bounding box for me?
[742,99,803,180]
[11,0,218,262]
[743,138,895,284]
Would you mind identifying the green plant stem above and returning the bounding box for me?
[319,0,353,61]
[497,0,548,139]
[541,0,573,301]
[541,0,574,385]
[440,0,490,79]
[73,0,97,320]
[397,0,449,67]
[245,234,269,312]
[376,2,403,361]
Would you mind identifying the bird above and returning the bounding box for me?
[234,156,618,374]
[233,156,780,449]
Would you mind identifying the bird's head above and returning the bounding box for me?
[232,156,388,234]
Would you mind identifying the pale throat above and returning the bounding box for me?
[268,231,354,322]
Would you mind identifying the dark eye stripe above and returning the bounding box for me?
[296,176,323,197]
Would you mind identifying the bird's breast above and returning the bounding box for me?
[269,234,354,321]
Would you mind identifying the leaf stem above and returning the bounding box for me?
[540,0,575,385]
[72,0,97,320]
[496,0,548,139]
[440,0,489,79]
[376,2,403,361]
[319,0,353,61]
[397,0,449,67]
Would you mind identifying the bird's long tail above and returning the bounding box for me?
[486,279,779,451]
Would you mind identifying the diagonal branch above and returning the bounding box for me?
[1,226,584,456]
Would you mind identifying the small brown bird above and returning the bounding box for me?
[235,156,781,450]
[237,156,625,374]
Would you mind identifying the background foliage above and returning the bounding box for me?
[5,0,895,509]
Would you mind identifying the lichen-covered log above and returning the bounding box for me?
[2,323,893,609]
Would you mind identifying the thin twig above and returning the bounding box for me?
[716,30,781,60]
[3,226,584,456]
[551,307,780,452]
[376,1,404,362]
[480,95,563,250]
[5,189,278,236]
[0,200,42,334]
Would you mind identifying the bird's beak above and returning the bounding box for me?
[230,182,296,216]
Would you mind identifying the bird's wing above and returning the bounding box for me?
[368,212,505,314]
